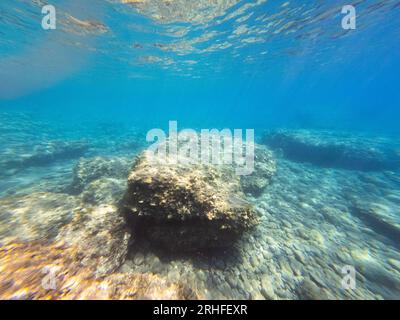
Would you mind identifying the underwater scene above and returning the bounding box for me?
[0,0,400,300]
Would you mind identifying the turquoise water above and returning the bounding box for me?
[0,0,400,300]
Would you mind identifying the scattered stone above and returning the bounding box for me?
[289,259,303,277]
[240,145,276,196]
[250,291,265,300]
[226,275,238,289]
[296,278,330,300]
[262,130,400,171]
[310,272,326,288]
[355,260,400,299]
[2,141,89,172]
[294,250,306,264]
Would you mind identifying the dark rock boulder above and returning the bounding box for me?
[0,140,89,175]
[296,278,330,300]
[122,150,259,252]
[349,199,400,246]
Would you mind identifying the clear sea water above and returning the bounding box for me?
[0,0,400,300]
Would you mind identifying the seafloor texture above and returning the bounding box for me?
[1,112,400,299]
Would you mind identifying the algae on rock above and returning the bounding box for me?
[122,150,259,252]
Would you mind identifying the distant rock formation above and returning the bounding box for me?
[122,150,259,252]
[262,130,400,171]
[349,199,400,246]
[0,140,89,175]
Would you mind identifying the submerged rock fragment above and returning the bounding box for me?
[122,150,259,252]
[81,177,126,205]
[296,278,330,300]
[70,156,131,194]
[1,140,89,173]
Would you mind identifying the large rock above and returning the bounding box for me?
[0,140,89,175]
[262,130,400,171]
[296,278,330,300]
[350,200,400,245]
[122,150,259,252]
[0,192,130,276]
[23,140,89,166]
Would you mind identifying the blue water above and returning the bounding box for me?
[1,0,400,300]
[1,0,400,132]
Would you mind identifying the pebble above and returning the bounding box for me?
[388,258,400,272]
[260,275,275,299]
[296,278,329,300]
[294,250,306,264]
